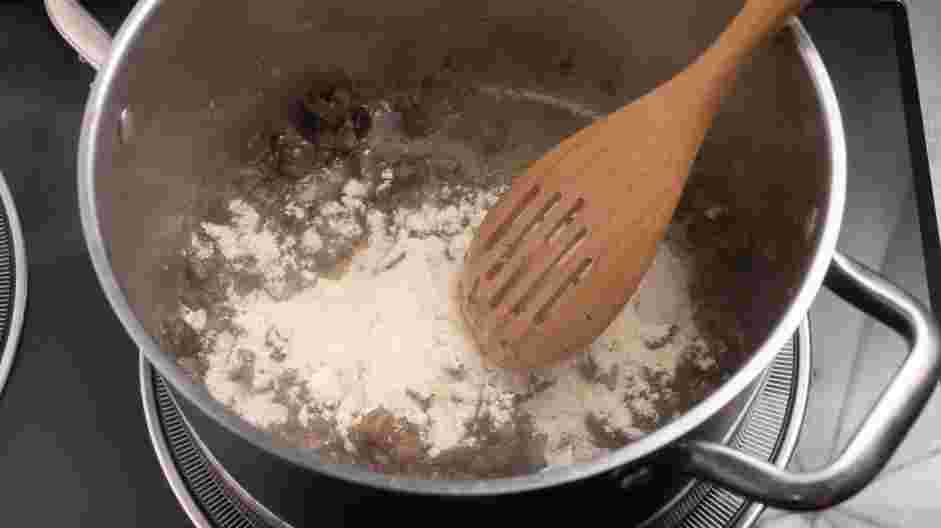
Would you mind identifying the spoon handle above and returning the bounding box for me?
[737,0,810,35]
[683,0,810,114]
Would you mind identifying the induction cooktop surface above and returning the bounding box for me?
[0,1,938,526]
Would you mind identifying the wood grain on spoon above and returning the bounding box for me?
[459,0,809,370]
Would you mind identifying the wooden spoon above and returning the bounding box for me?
[459,0,808,370]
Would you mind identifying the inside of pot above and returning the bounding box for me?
[91,0,828,478]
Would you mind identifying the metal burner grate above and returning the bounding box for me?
[144,368,288,528]
[142,320,809,528]
[656,328,808,528]
[0,172,27,402]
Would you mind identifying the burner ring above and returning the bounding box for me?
[0,172,27,402]
[141,320,809,528]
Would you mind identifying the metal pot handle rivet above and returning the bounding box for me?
[614,465,656,490]
[672,251,941,510]
[46,2,136,144]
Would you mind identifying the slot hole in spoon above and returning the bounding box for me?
[482,185,540,252]
[511,227,588,316]
[486,192,562,280]
[545,198,585,244]
[535,257,594,324]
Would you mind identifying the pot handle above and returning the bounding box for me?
[673,251,941,510]
[45,0,111,71]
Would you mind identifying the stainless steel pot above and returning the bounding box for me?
[47,0,941,509]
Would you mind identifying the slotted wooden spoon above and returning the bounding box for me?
[459,0,808,370]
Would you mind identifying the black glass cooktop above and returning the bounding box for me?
[0,1,936,526]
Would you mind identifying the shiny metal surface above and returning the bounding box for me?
[141,320,810,528]
[49,0,843,496]
[649,320,811,528]
[140,354,214,528]
[47,0,935,506]
[44,0,110,70]
[0,172,28,402]
[677,252,941,510]
[141,358,289,528]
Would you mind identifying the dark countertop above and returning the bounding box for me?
[0,1,188,525]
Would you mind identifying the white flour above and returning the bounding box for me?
[174,85,722,474]
[180,168,715,471]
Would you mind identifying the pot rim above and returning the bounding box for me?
[78,2,846,496]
